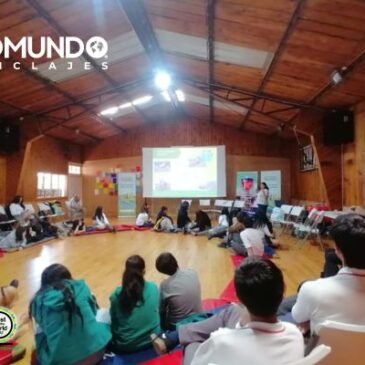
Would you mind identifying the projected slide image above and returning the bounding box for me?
[143,146,226,198]
[152,147,218,197]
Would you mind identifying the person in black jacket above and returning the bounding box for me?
[191,210,212,233]
[177,201,191,230]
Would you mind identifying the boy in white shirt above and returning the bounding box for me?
[191,258,304,365]
[292,213,365,334]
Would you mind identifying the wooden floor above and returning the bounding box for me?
[1,219,328,364]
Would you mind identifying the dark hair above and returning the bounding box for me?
[181,201,190,210]
[261,182,269,190]
[161,206,168,212]
[29,264,83,329]
[221,207,229,217]
[253,211,270,229]
[12,195,25,208]
[119,255,145,312]
[93,206,103,220]
[156,252,179,275]
[234,257,284,317]
[330,214,365,269]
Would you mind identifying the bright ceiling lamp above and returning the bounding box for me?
[100,106,119,116]
[119,102,132,109]
[132,95,153,106]
[175,89,185,102]
[154,71,172,91]
[161,90,171,102]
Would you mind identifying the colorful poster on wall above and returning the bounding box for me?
[260,170,282,204]
[95,172,118,195]
[236,171,258,203]
[118,172,137,217]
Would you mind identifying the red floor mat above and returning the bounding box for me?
[231,255,244,267]
[219,280,238,303]
[141,350,182,365]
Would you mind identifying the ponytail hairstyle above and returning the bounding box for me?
[119,255,146,312]
[29,264,83,330]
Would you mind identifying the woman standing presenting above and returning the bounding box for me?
[256,182,269,215]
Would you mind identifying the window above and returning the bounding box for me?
[37,173,67,198]
[68,163,81,175]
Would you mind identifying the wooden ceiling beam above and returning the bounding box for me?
[207,0,216,124]
[25,0,149,128]
[240,0,306,128]
[118,0,183,116]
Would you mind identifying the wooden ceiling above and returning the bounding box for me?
[0,0,364,144]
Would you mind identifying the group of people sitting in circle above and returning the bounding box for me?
[0,194,117,250]
[1,212,364,364]
[141,200,279,258]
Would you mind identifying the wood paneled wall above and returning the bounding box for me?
[4,122,82,204]
[83,119,294,160]
[83,155,291,218]
[343,101,365,207]
[0,157,6,204]
[292,111,342,208]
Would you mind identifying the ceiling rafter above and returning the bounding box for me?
[207,0,216,124]
[240,0,306,129]
[25,0,151,127]
[118,0,184,116]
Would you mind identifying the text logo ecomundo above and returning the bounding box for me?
[0,36,109,71]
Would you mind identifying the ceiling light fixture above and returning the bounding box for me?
[132,95,153,106]
[175,89,185,102]
[100,106,119,116]
[119,102,133,109]
[154,71,172,91]
[331,70,343,85]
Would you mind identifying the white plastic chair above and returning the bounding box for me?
[24,203,35,213]
[0,205,16,226]
[288,345,331,365]
[233,200,244,208]
[221,200,233,208]
[298,210,326,250]
[315,321,365,364]
[271,204,292,234]
[281,205,304,235]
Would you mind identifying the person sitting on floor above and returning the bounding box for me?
[0,224,27,250]
[193,208,229,239]
[69,218,86,236]
[155,252,202,330]
[29,264,111,365]
[154,206,176,232]
[190,210,212,235]
[109,255,160,353]
[177,201,191,231]
[217,210,246,248]
[292,213,365,335]
[8,195,26,220]
[151,258,304,365]
[190,258,304,365]
[93,206,115,232]
[253,211,279,248]
[155,206,174,225]
[229,215,265,257]
[136,207,154,227]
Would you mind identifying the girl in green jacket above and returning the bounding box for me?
[29,264,111,365]
[109,255,160,353]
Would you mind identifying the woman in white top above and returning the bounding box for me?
[136,208,154,227]
[9,195,25,219]
[93,206,115,232]
[256,182,269,216]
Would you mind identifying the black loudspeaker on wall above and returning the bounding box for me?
[323,109,354,146]
[0,123,20,153]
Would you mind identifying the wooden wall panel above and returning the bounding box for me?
[4,121,83,203]
[0,157,6,205]
[343,101,365,207]
[83,119,294,161]
[82,155,291,218]
[292,111,342,208]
